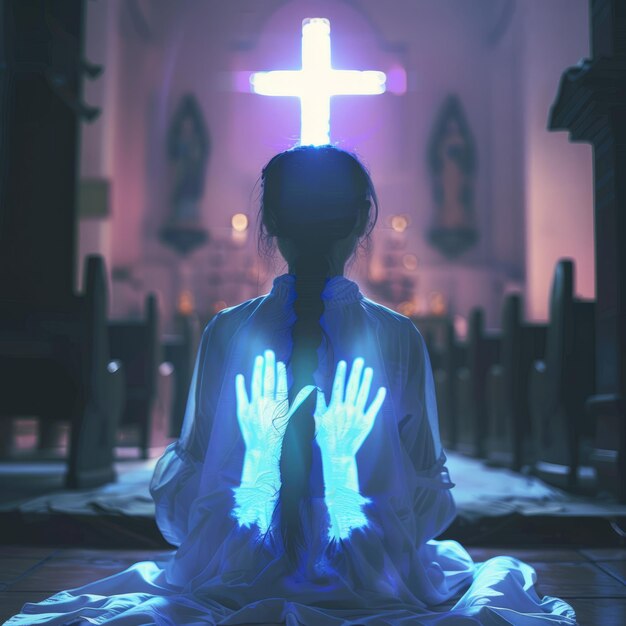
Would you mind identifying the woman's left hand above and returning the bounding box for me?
[314,357,386,459]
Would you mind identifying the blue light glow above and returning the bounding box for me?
[232,351,386,543]
[232,349,314,534]
[315,358,386,541]
[250,18,387,146]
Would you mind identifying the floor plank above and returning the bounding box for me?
[532,561,626,598]
[2,546,626,624]
[53,547,170,562]
[0,546,57,560]
[580,547,626,562]
[596,560,626,586]
[567,597,626,626]
[0,591,51,624]
[467,547,586,563]
[0,558,45,586]
[9,557,132,592]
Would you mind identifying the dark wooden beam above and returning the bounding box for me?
[549,0,626,501]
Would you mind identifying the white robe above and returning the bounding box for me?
[7,274,577,625]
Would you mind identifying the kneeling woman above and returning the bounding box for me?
[7,145,576,626]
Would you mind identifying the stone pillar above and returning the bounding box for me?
[549,0,626,501]
[0,0,97,305]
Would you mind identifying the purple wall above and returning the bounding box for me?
[78,0,593,330]
[519,0,594,320]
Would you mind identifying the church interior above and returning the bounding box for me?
[0,0,625,623]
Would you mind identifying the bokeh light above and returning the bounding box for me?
[213,300,227,313]
[402,254,418,271]
[429,291,447,316]
[232,213,249,232]
[177,290,195,316]
[391,215,409,232]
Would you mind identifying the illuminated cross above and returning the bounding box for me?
[250,18,386,146]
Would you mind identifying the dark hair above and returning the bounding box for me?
[259,145,378,566]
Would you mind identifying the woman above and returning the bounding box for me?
[7,145,576,625]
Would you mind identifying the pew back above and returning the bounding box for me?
[530,259,596,490]
[456,308,500,458]
[486,294,546,470]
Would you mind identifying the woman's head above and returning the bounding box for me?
[259,145,378,274]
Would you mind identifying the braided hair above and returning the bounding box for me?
[259,145,378,567]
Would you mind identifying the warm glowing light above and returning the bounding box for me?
[390,215,409,232]
[454,315,468,339]
[398,301,415,316]
[250,18,387,145]
[231,213,249,232]
[402,253,418,271]
[213,300,227,313]
[368,255,386,282]
[414,296,427,316]
[429,292,447,316]
[177,290,195,316]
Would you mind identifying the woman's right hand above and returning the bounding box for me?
[235,349,315,454]
[233,349,314,533]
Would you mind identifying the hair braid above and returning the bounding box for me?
[258,145,379,569]
[278,251,329,566]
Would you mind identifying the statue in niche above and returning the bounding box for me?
[427,95,478,258]
[160,93,210,255]
[168,94,209,221]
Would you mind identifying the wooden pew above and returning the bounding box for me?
[455,309,500,458]
[431,319,468,451]
[529,259,596,491]
[0,256,125,487]
[486,294,546,471]
[109,294,173,459]
[410,316,457,449]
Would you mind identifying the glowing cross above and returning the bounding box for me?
[250,18,386,146]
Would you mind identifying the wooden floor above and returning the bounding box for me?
[1,545,625,624]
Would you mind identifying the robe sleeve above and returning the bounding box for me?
[149,316,219,547]
[398,319,456,545]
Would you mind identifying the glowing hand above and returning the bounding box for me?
[315,358,386,461]
[315,358,386,541]
[233,349,315,534]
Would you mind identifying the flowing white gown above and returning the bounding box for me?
[6,275,577,626]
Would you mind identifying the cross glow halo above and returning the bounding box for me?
[251,18,386,146]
